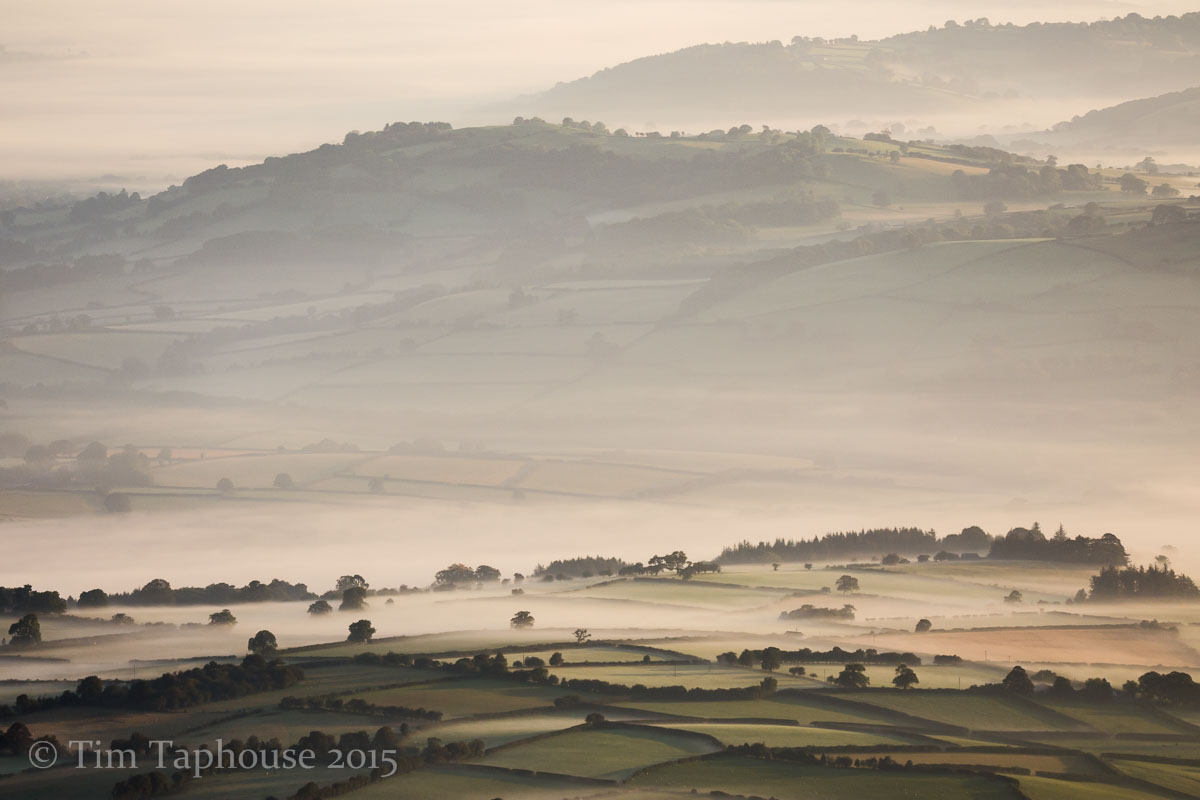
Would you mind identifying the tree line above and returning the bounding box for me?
[0,655,302,716]
[717,524,1128,566]
[1085,563,1199,601]
[97,577,317,606]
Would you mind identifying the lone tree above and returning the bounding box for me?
[336,575,368,591]
[893,663,920,689]
[1002,665,1034,695]
[347,619,375,643]
[915,618,932,633]
[549,651,564,666]
[761,648,783,672]
[474,565,501,582]
[435,564,477,585]
[247,630,278,655]
[273,473,294,489]
[836,575,860,595]
[804,563,813,570]
[833,663,870,688]
[7,614,41,646]
[308,599,333,615]
[78,589,110,608]
[340,586,368,611]
[216,477,234,494]
[510,610,535,629]
[573,628,591,644]
[1004,590,1023,604]
[209,609,237,625]
[585,712,606,727]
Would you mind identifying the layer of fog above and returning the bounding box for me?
[1,494,1195,601]
[4,0,1196,185]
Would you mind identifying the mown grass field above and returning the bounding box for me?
[349,677,566,718]
[478,725,720,780]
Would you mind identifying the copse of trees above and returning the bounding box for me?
[0,585,67,614]
[779,604,856,621]
[434,564,502,585]
[950,161,1103,201]
[1085,563,1200,601]
[1133,671,1200,706]
[111,577,316,606]
[532,556,627,578]
[988,524,1128,565]
[717,527,961,564]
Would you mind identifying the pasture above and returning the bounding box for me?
[629,755,1024,799]
[477,725,720,780]
[349,677,566,718]
[843,691,1090,733]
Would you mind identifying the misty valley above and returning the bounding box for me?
[3,7,1200,800]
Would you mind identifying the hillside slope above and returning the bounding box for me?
[512,14,1200,134]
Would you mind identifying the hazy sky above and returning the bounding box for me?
[2,1,1194,186]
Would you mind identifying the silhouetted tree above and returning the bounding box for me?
[1002,665,1034,695]
[308,599,333,615]
[833,663,870,688]
[208,609,237,625]
[247,630,278,655]
[893,664,919,689]
[7,614,41,645]
[347,619,375,643]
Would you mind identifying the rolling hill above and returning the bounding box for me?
[509,14,1200,137]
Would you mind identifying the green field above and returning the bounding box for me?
[1018,775,1178,800]
[478,725,720,780]
[613,691,911,725]
[630,755,1024,799]
[352,764,606,799]
[1041,700,1199,736]
[649,721,924,747]
[1111,759,1200,797]
[349,678,566,718]
[407,710,593,748]
[843,691,1090,732]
